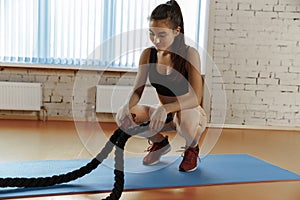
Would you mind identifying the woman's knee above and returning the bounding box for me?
[129,104,157,123]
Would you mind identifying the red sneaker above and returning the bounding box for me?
[143,137,171,165]
[179,145,200,172]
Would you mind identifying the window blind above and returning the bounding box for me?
[0,0,207,71]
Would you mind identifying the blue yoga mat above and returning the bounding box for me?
[0,154,299,199]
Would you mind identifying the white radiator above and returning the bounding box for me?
[96,85,159,113]
[0,82,42,111]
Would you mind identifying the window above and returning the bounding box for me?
[0,0,39,63]
[0,0,209,73]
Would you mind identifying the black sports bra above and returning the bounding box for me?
[148,47,189,97]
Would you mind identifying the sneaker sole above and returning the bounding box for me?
[179,165,198,172]
[143,146,171,166]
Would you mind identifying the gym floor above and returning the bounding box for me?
[0,119,299,200]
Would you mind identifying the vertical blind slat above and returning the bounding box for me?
[6,0,11,60]
[0,1,3,59]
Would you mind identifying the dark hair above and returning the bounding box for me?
[150,0,188,77]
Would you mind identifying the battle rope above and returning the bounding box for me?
[0,114,173,200]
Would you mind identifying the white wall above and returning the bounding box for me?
[208,0,300,127]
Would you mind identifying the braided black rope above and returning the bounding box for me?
[0,114,172,200]
[104,131,131,200]
[0,128,121,188]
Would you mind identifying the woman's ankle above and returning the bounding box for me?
[149,134,167,143]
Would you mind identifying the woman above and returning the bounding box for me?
[116,0,207,172]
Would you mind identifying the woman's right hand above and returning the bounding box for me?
[116,104,135,130]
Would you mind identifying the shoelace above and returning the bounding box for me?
[145,141,154,152]
[176,146,201,162]
[145,136,169,152]
[145,140,160,152]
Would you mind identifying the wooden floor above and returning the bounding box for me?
[0,119,300,200]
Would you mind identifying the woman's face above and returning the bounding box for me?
[149,20,179,51]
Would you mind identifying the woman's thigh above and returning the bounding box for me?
[175,106,207,133]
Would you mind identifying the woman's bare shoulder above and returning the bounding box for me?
[139,47,153,65]
[186,46,200,59]
[186,46,201,72]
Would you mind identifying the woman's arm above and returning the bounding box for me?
[127,48,151,109]
[163,47,203,113]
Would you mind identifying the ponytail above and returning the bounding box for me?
[150,0,187,77]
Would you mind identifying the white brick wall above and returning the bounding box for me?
[209,0,300,127]
[0,67,136,120]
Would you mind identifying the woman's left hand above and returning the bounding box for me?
[149,106,168,131]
